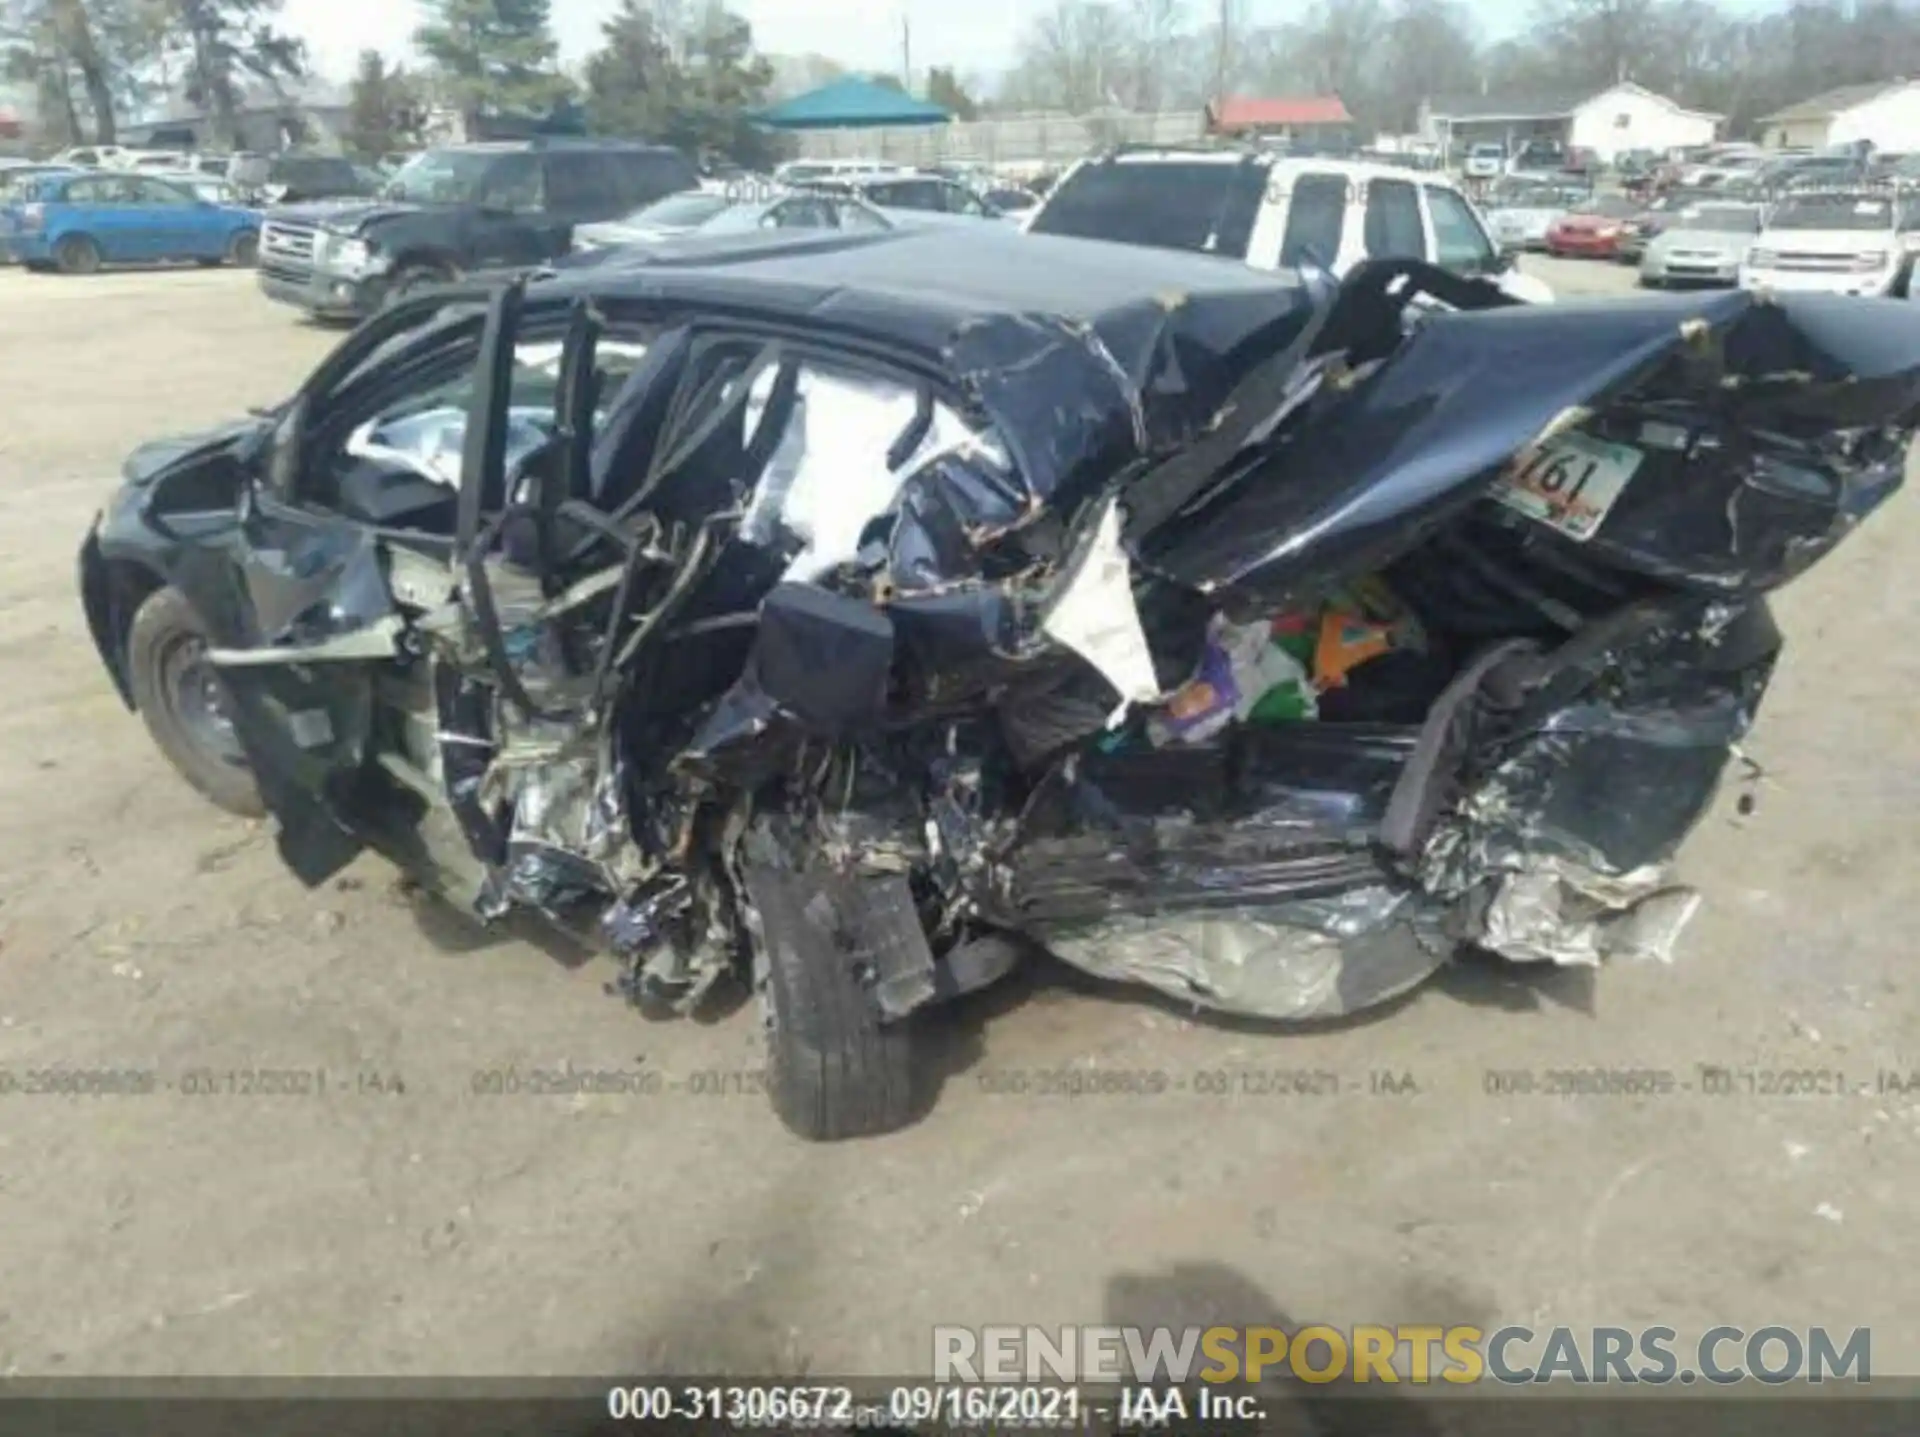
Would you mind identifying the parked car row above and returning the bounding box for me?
[0,169,261,272]
[1483,173,1920,297]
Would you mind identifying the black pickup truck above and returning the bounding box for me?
[255,137,699,321]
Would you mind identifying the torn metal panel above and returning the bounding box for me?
[1036,496,1161,712]
[1135,287,1920,609]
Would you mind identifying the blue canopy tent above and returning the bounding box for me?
[754,77,951,130]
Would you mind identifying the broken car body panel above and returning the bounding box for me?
[82,226,1920,1043]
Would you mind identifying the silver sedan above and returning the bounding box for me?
[574,193,894,251]
[1640,203,1764,287]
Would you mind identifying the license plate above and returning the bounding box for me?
[1492,431,1643,542]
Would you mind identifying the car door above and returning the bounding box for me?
[1255,169,1348,272]
[1421,183,1501,278]
[1361,176,1427,265]
[125,176,203,257]
[537,151,615,256]
[160,294,505,888]
[60,174,144,260]
[467,152,552,270]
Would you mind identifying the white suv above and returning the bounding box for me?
[1739,188,1920,297]
[1023,150,1552,303]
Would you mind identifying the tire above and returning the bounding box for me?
[125,587,266,818]
[744,847,918,1142]
[55,233,101,275]
[226,230,259,267]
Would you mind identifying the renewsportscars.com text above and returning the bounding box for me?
[934,1324,1872,1385]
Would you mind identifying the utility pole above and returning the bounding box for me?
[1213,0,1232,108]
[901,13,912,96]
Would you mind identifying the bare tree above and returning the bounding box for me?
[1128,0,1183,109]
[1374,0,1480,131]
[992,0,1920,135]
[1014,0,1137,112]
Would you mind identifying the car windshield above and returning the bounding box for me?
[1673,205,1761,233]
[1470,145,1504,157]
[620,191,732,227]
[1574,196,1639,218]
[1768,195,1894,230]
[382,150,497,204]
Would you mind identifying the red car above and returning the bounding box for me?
[1545,197,1643,258]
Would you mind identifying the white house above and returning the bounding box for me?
[1759,80,1920,151]
[1421,83,1721,162]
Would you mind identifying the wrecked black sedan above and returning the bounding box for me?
[80,224,1920,1139]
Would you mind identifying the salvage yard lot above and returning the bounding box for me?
[2,256,1917,1378]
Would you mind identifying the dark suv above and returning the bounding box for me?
[255,137,698,321]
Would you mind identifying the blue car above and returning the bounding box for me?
[3,171,261,274]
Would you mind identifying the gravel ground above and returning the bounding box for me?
[0,255,1915,1382]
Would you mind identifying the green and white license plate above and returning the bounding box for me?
[1493,431,1644,542]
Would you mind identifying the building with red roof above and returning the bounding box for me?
[1205,95,1355,151]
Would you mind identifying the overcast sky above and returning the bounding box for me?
[279,0,1551,91]
[283,0,1047,87]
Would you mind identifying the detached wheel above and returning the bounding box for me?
[125,587,265,818]
[226,230,259,267]
[55,234,101,275]
[743,851,918,1141]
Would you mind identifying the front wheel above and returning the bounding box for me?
[226,230,259,267]
[742,844,919,1141]
[125,587,265,818]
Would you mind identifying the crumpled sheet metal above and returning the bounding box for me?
[1038,886,1452,1022]
[1420,603,1775,968]
[1138,287,1920,607]
[1477,861,1702,967]
[477,721,648,894]
[942,280,1324,526]
[236,514,395,649]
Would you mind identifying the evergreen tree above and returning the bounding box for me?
[415,0,567,131]
[583,0,677,137]
[346,49,419,158]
